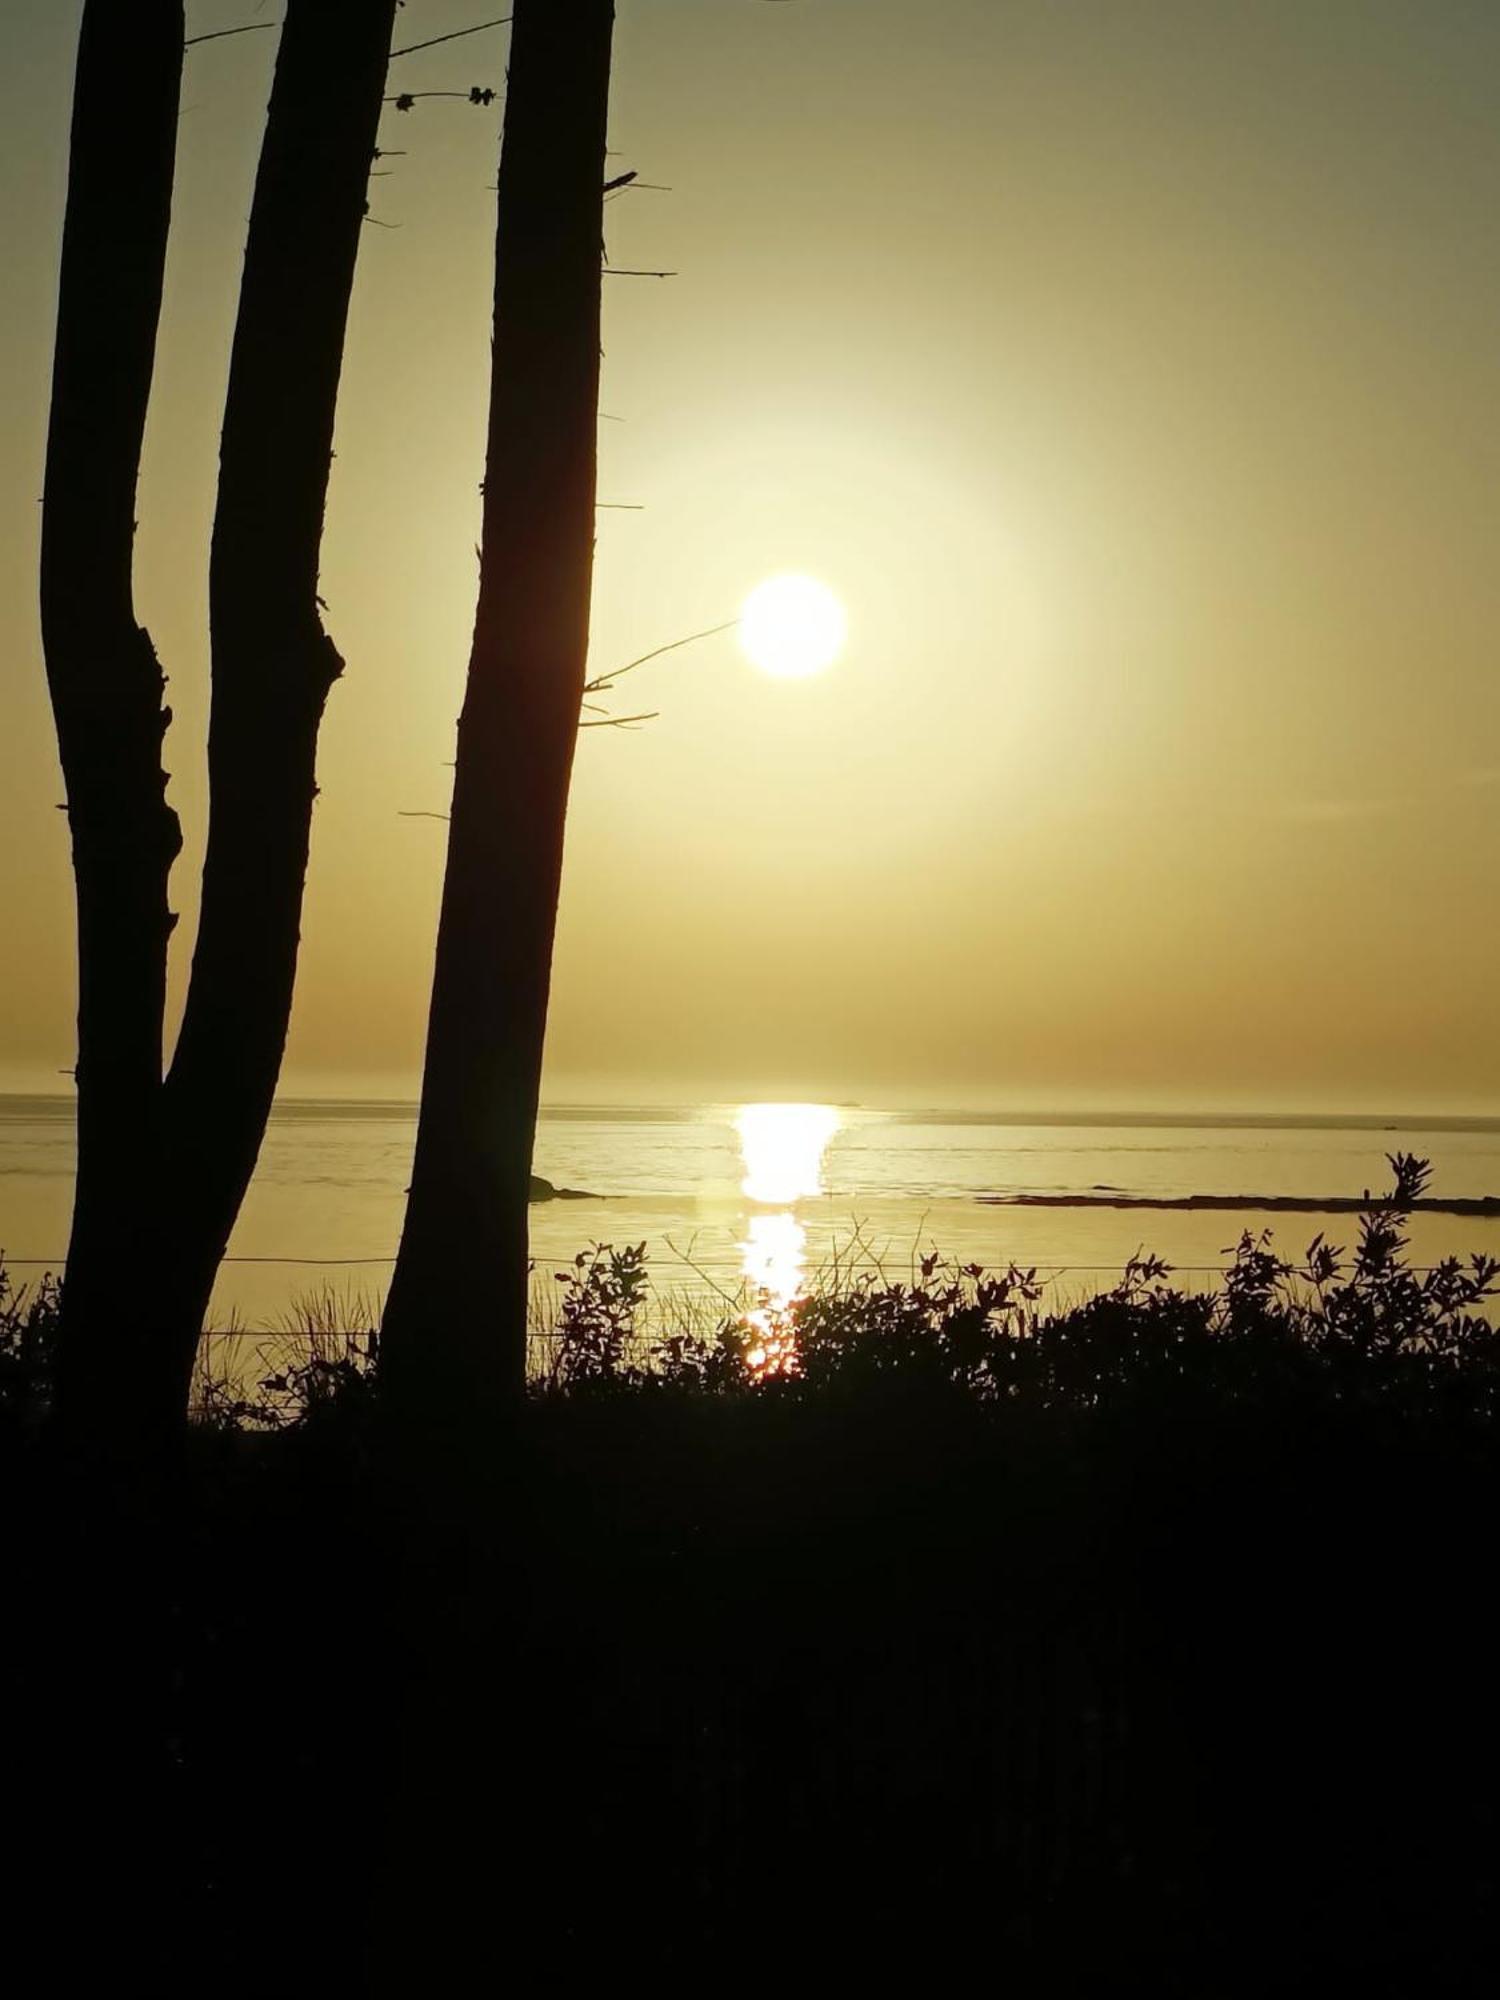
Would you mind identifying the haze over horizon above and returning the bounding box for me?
[5,0,1498,1115]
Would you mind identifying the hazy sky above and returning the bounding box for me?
[3,0,1498,1111]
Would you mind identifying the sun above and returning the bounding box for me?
[739,573,847,679]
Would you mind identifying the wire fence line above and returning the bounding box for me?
[4,1243,1462,1347]
[5,1254,1415,1275]
[1,1254,401,1267]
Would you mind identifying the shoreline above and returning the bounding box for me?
[978,1192,1500,1216]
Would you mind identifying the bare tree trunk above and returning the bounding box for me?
[41,3,184,1445]
[35,19,185,1952]
[159,0,398,1405]
[381,0,616,1446]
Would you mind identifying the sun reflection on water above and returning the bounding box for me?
[735,1104,839,1373]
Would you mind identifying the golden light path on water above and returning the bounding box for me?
[735,1103,841,1372]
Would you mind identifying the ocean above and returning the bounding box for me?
[3,1095,1499,1336]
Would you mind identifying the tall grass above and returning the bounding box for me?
[3,1154,1495,1433]
[190,1285,380,1431]
[529,1153,1500,1423]
[0,1260,59,1434]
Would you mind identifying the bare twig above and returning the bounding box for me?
[664,1236,748,1315]
[184,23,276,49]
[579,711,659,729]
[584,618,738,695]
[389,15,512,60]
[605,181,672,203]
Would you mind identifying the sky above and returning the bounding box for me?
[2,0,1498,1113]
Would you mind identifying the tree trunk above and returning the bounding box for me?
[381,0,616,1446]
[35,20,185,1952]
[41,3,184,1446]
[160,0,398,1406]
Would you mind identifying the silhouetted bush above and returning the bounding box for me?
[0,1260,59,1435]
[4,1159,1498,1995]
[4,1154,1491,1440]
[537,1154,1500,1429]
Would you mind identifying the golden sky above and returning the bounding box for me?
[3,0,1498,1112]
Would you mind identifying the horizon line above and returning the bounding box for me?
[2,1089,1499,1132]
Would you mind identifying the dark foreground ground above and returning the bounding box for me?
[4,1204,1498,1995]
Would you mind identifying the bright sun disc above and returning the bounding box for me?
[739,573,846,679]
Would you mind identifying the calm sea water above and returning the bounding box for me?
[4,1095,1499,1334]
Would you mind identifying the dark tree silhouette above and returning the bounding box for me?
[41,3,185,1443]
[381,0,617,1442]
[44,3,398,1440]
[34,17,186,1948]
[157,0,399,1409]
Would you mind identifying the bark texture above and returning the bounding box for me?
[40,3,184,1441]
[160,0,398,1403]
[381,0,617,1442]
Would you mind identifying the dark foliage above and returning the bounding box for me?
[4,1158,1497,1993]
[539,1151,1500,1429]
[0,1263,60,1438]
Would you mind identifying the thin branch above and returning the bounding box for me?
[584,618,739,694]
[184,24,277,50]
[579,711,659,729]
[398,810,451,822]
[386,88,495,110]
[603,267,678,278]
[664,1235,748,1315]
[389,15,512,60]
[605,181,672,204]
[596,502,644,511]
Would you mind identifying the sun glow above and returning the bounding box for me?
[736,1102,841,1204]
[739,573,847,679]
[735,1103,840,1374]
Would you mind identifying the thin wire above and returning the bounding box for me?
[1,1256,1456,1275]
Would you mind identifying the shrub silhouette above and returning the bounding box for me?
[5,1154,1497,1993]
[0,1262,60,1435]
[537,1153,1499,1426]
[3,1155,1493,1436]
